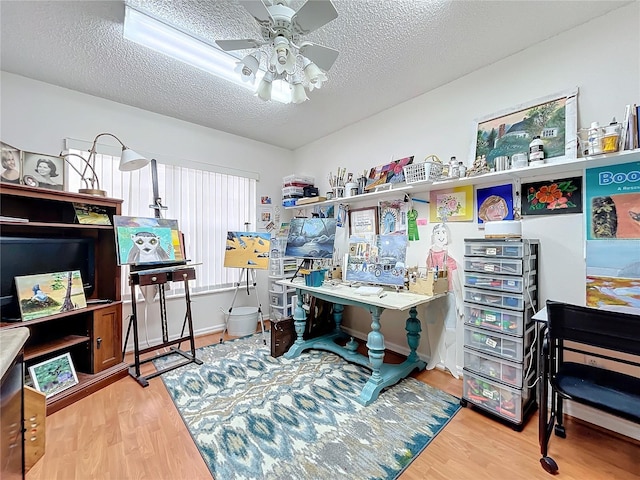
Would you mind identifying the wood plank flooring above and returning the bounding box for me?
[26,331,640,480]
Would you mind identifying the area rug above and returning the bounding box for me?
[155,333,460,480]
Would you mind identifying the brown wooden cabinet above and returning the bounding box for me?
[0,183,128,415]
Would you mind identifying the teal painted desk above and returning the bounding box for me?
[277,279,440,406]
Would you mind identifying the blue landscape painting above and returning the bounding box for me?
[285,218,336,259]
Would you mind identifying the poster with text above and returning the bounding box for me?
[585,161,640,313]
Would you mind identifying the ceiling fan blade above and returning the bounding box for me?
[299,43,339,72]
[215,39,263,51]
[238,0,272,25]
[292,0,338,35]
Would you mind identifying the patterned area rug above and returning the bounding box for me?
[155,334,460,480]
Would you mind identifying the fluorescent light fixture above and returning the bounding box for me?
[123,6,290,104]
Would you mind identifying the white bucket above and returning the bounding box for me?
[227,306,259,336]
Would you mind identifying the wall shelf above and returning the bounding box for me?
[285,149,640,209]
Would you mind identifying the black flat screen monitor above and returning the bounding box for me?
[0,236,95,320]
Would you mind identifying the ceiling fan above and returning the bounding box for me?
[215,0,339,103]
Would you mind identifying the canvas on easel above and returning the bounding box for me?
[113,215,185,266]
[223,231,271,270]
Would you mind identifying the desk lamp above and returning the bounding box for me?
[62,132,148,197]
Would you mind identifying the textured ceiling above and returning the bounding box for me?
[0,0,630,150]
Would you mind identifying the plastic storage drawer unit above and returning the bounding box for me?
[464,242,536,258]
[464,286,532,311]
[463,347,530,388]
[463,369,534,423]
[464,323,535,361]
[463,303,533,336]
[464,271,536,293]
[463,256,536,276]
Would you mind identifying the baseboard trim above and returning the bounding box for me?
[564,401,640,442]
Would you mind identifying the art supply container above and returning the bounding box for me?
[511,153,528,169]
[495,156,510,171]
[333,186,344,198]
[345,181,359,197]
[602,122,621,153]
[304,269,327,287]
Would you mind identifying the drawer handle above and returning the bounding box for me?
[151,276,157,282]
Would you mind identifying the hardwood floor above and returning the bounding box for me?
[26,331,640,480]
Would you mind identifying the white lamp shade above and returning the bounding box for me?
[256,71,274,101]
[119,148,149,171]
[303,60,327,90]
[290,74,308,104]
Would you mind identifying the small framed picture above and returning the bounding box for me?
[22,151,65,191]
[349,206,378,236]
[28,352,79,398]
[1,141,22,185]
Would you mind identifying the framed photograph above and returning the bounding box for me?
[349,206,378,236]
[15,270,87,321]
[470,88,578,170]
[1,141,22,184]
[22,151,65,191]
[521,177,582,216]
[29,352,79,398]
[429,185,474,222]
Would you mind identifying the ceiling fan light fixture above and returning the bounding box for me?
[290,75,308,104]
[270,36,296,75]
[302,58,327,90]
[235,52,262,84]
[256,71,274,101]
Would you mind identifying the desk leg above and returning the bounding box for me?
[366,306,385,381]
[284,294,308,358]
[405,306,422,363]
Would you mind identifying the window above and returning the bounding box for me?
[67,150,257,297]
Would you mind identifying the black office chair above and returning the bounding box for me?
[539,300,640,474]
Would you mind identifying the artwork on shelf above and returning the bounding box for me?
[1,141,22,185]
[429,185,473,222]
[471,88,578,170]
[349,206,378,236]
[28,352,79,398]
[364,156,414,191]
[285,217,337,260]
[477,184,514,224]
[15,270,87,321]
[223,231,271,270]
[379,199,409,235]
[21,151,65,191]
[73,202,112,225]
[113,216,184,266]
[521,177,582,216]
[345,234,408,286]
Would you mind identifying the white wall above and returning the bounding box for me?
[0,72,295,343]
[294,3,640,439]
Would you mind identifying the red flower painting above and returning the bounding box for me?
[522,177,582,216]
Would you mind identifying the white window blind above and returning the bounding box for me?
[67,150,257,297]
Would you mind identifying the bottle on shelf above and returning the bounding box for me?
[529,136,545,165]
[449,156,459,178]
